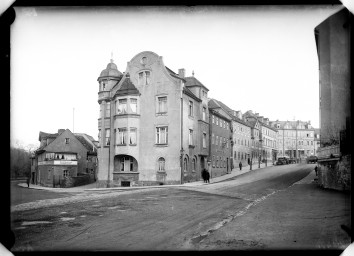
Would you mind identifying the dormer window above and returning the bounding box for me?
[65,138,70,144]
[138,71,151,86]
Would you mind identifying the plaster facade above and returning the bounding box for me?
[97,51,208,187]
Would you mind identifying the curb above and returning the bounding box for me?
[17,163,275,192]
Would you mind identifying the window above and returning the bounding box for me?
[212,133,215,144]
[138,71,151,85]
[212,115,215,124]
[189,101,194,116]
[216,117,218,126]
[183,158,188,172]
[157,96,167,113]
[65,138,70,144]
[220,120,223,128]
[63,170,69,177]
[227,123,229,130]
[118,128,127,145]
[202,107,206,121]
[98,129,101,143]
[238,152,240,159]
[156,126,168,144]
[158,157,165,172]
[203,133,207,148]
[311,141,313,145]
[192,158,196,172]
[234,151,236,159]
[120,158,125,171]
[117,99,127,114]
[130,98,137,113]
[216,156,219,168]
[48,169,51,179]
[216,135,218,145]
[130,158,134,172]
[106,102,110,117]
[105,129,110,146]
[129,128,137,145]
[99,104,103,118]
[220,137,222,147]
[189,129,194,145]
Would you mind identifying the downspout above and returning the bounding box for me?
[180,82,184,184]
[209,110,212,179]
[107,99,113,187]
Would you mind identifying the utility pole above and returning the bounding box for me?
[73,108,75,133]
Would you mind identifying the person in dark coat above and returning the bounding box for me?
[26,174,30,188]
[239,161,242,171]
[314,165,318,176]
[205,169,210,183]
[201,169,207,183]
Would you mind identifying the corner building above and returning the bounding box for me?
[97,51,209,187]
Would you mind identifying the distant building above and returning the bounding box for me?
[208,99,232,177]
[270,120,316,159]
[212,101,253,168]
[244,111,278,163]
[32,129,98,187]
[96,51,209,187]
[314,7,352,191]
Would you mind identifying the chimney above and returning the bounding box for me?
[178,68,185,78]
[58,129,65,135]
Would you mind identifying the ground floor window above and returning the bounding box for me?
[158,157,165,171]
[63,170,68,177]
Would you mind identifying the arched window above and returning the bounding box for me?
[183,157,188,172]
[158,157,165,172]
[192,157,196,172]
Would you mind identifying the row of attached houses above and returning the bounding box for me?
[95,51,318,187]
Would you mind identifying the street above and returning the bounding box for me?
[11,180,77,206]
[10,164,351,251]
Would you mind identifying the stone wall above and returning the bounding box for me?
[61,173,91,188]
[318,155,351,191]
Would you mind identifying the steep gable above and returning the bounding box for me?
[44,129,87,153]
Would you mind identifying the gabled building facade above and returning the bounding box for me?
[208,99,232,177]
[97,51,209,187]
[213,101,253,168]
[33,129,97,187]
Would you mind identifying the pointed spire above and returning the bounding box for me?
[192,70,195,76]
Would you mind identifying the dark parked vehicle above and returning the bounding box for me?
[306,156,318,164]
[288,158,297,164]
[276,157,288,165]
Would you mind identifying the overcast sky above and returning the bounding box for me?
[10,5,343,148]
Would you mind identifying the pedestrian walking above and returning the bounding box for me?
[201,169,207,183]
[26,175,30,188]
[314,165,318,176]
[205,170,210,183]
[239,161,242,171]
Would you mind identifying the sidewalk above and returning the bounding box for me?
[17,162,274,192]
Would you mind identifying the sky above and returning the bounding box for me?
[10,5,343,148]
